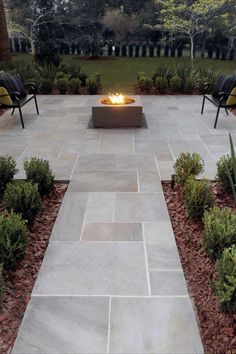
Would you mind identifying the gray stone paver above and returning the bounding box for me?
[7,95,235,353]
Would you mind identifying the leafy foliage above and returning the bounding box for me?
[174,152,204,186]
[0,156,18,194]
[226,133,236,201]
[169,75,182,91]
[4,181,42,224]
[154,76,168,93]
[0,264,3,304]
[24,157,54,196]
[215,246,236,311]
[0,212,28,269]
[137,72,152,93]
[56,78,69,94]
[203,207,236,260]
[217,155,234,193]
[184,177,215,220]
[69,78,81,94]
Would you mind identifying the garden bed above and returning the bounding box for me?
[162,181,236,354]
[0,182,68,354]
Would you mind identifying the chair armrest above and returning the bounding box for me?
[203,82,216,94]
[24,82,37,93]
[0,91,21,99]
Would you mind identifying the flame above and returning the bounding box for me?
[108,93,125,105]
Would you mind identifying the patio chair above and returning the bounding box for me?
[201,75,236,128]
[0,73,39,129]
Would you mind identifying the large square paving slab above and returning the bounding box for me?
[109,297,204,354]
[33,242,148,296]
[12,296,109,354]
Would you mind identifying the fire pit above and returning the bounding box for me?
[91,94,143,128]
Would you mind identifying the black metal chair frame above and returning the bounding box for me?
[201,82,236,129]
[0,83,39,129]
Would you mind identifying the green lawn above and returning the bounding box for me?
[13,54,236,94]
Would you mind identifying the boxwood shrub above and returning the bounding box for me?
[4,181,42,224]
[203,207,236,260]
[215,246,236,311]
[24,157,54,196]
[0,156,18,194]
[0,264,3,303]
[216,155,234,193]
[0,212,28,269]
[184,177,215,220]
[173,152,204,187]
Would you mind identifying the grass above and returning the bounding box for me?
[13,54,236,94]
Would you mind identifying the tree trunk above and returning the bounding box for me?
[0,0,12,62]
[190,35,194,65]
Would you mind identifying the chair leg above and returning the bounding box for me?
[34,95,39,114]
[11,108,15,116]
[225,108,229,115]
[18,106,25,129]
[214,106,221,129]
[201,95,206,114]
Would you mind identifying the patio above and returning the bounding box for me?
[1,95,235,353]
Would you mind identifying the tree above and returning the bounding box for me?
[0,0,11,61]
[156,0,226,63]
[103,8,138,42]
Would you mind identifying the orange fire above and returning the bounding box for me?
[108,93,125,105]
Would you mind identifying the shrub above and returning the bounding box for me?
[169,76,182,92]
[174,152,204,186]
[135,45,139,57]
[149,45,154,57]
[152,66,173,82]
[226,133,236,201]
[215,246,236,311]
[79,72,88,87]
[24,158,54,196]
[184,77,196,93]
[37,63,57,82]
[67,63,81,79]
[115,45,120,56]
[121,44,127,57]
[0,156,18,194]
[142,45,147,57]
[156,44,161,57]
[196,66,220,91]
[40,79,54,94]
[108,44,113,56]
[128,44,133,57]
[69,78,81,94]
[0,212,28,269]
[0,264,3,303]
[86,76,99,94]
[137,74,152,93]
[4,181,42,224]
[154,76,168,93]
[203,207,236,260]
[217,155,234,193]
[56,78,68,94]
[55,71,68,80]
[184,177,215,220]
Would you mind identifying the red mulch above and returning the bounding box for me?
[0,183,68,354]
[162,181,236,354]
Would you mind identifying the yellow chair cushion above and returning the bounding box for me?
[226,87,236,106]
[0,86,13,106]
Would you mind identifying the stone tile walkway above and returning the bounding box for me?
[1,95,235,353]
